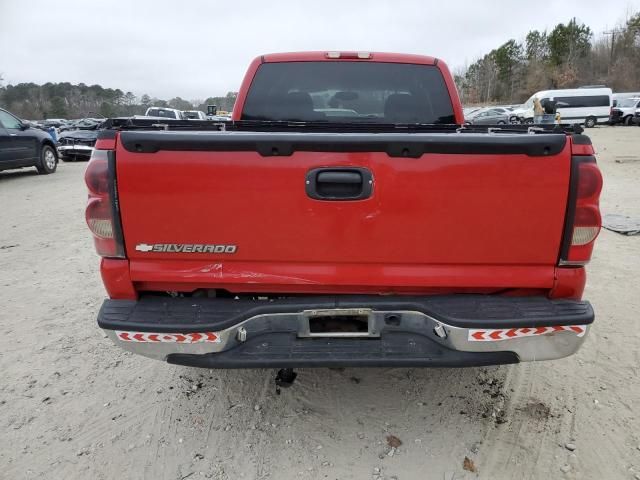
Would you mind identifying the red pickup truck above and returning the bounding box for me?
[86,52,602,372]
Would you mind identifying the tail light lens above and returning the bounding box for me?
[560,157,603,265]
[571,206,600,245]
[85,149,125,258]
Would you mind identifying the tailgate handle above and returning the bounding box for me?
[306,167,373,201]
[317,171,361,184]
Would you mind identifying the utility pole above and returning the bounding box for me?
[602,30,619,64]
[602,29,622,78]
[602,26,640,74]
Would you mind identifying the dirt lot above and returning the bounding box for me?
[1,127,639,480]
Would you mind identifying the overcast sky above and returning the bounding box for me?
[1,0,638,100]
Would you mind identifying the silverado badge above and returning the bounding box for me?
[135,243,237,253]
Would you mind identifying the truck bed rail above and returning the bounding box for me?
[100,117,584,135]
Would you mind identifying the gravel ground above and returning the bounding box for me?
[1,127,639,480]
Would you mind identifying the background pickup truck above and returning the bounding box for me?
[86,51,602,370]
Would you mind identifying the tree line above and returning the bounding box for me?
[456,13,640,104]
[0,81,237,120]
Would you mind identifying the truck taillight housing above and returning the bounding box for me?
[560,156,603,266]
[85,149,126,258]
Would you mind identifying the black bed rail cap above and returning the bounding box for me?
[118,130,567,157]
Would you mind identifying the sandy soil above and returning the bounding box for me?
[1,126,639,480]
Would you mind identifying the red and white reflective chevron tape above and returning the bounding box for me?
[468,325,587,342]
[115,331,220,343]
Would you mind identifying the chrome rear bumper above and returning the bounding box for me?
[103,308,590,365]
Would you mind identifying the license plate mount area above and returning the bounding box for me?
[298,308,378,338]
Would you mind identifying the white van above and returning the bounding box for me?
[512,87,612,128]
[610,97,640,125]
[612,92,640,107]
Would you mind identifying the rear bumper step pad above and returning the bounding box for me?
[98,295,593,367]
[98,294,593,333]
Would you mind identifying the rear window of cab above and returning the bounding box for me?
[241,62,455,124]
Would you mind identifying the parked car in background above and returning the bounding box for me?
[467,108,510,125]
[463,107,489,121]
[492,106,515,113]
[315,108,359,117]
[609,97,640,125]
[57,122,102,162]
[463,107,482,117]
[143,107,185,119]
[42,118,68,128]
[59,118,103,132]
[21,120,48,131]
[0,108,58,174]
[464,106,514,122]
[183,110,208,120]
[511,87,612,127]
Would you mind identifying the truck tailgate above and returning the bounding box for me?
[115,131,571,292]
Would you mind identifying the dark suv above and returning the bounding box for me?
[0,108,58,174]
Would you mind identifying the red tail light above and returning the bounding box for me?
[560,157,602,265]
[85,149,125,258]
